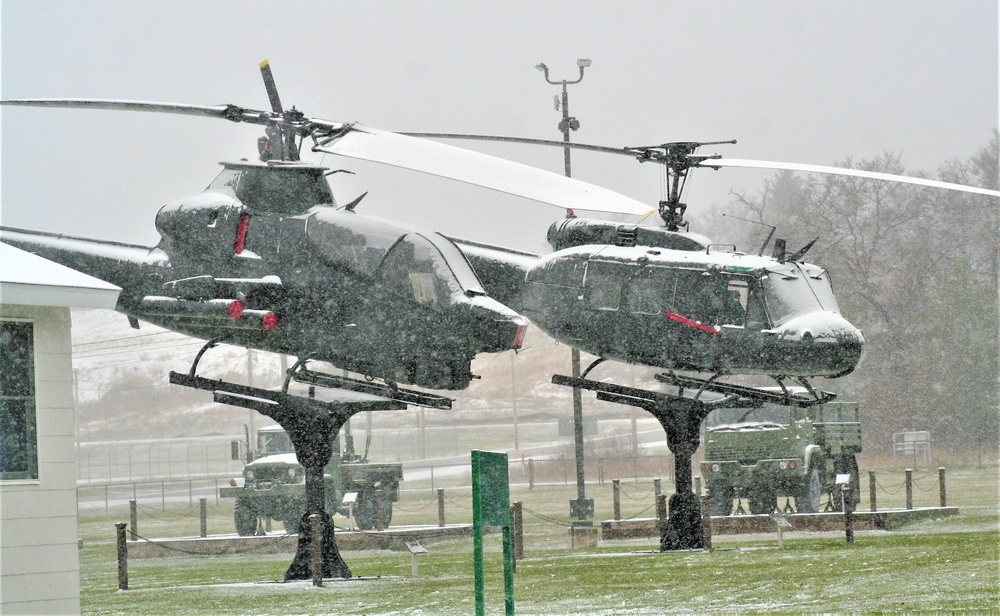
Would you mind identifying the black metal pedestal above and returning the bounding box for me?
[169,367,436,579]
[551,374,742,551]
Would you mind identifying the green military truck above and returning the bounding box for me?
[700,391,862,516]
[220,424,403,535]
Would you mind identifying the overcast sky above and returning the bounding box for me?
[1,1,996,253]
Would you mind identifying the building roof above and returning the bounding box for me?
[0,242,120,309]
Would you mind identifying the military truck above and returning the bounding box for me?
[220,424,403,535]
[700,391,861,516]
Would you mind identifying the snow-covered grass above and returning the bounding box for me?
[78,466,998,614]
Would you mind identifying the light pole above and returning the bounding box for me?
[536,59,595,526]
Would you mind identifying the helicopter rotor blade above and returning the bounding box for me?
[0,98,276,126]
[400,132,633,157]
[258,59,284,114]
[0,98,654,216]
[704,158,1000,198]
[405,132,1000,199]
[316,125,656,216]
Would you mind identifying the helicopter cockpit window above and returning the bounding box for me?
[762,269,827,325]
[307,212,404,274]
[378,233,465,309]
[801,266,841,313]
[670,270,724,324]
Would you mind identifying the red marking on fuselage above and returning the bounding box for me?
[666,311,720,335]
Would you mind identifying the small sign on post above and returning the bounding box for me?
[472,450,514,616]
[343,492,358,531]
[406,540,427,576]
[770,512,792,549]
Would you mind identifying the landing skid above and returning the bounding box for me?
[654,372,836,406]
[169,341,451,580]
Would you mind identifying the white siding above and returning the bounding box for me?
[0,305,81,614]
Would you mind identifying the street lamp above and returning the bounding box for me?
[536,60,595,527]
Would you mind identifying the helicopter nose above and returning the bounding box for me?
[451,295,528,354]
[774,311,865,377]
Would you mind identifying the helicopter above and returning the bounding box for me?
[0,62,656,392]
[3,63,995,393]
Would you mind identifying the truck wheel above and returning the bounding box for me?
[797,468,822,513]
[355,491,376,530]
[355,490,394,530]
[708,484,734,516]
[747,486,776,515]
[234,498,258,536]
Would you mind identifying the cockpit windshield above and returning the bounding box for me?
[761,264,839,325]
[378,233,476,309]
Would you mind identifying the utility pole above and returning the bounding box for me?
[536,59,595,527]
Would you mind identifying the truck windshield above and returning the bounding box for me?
[705,403,791,429]
[259,431,293,455]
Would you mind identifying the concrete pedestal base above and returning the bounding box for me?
[569,525,599,549]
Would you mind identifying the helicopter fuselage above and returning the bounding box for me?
[0,161,526,390]
[459,221,865,379]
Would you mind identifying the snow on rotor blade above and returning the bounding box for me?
[317,125,656,216]
[0,99,268,125]
[708,158,1000,198]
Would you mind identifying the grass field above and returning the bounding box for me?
[79,465,998,614]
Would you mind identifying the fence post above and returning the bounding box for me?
[653,478,662,500]
[199,498,208,538]
[115,522,129,591]
[612,479,621,521]
[656,494,668,536]
[868,470,877,512]
[310,514,323,587]
[437,488,446,528]
[129,500,138,540]
[512,501,523,562]
[700,494,712,551]
[905,469,913,510]
[528,459,535,490]
[938,467,947,507]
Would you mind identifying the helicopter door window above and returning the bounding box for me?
[745,280,769,329]
[721,279,748,327]
[670,270,724,325]
[625,269,665,315]
[584,262,624,311]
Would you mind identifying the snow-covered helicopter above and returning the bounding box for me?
[3,61,995,574]
[4,64,975,393]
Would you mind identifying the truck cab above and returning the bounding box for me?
[220,425,402,534]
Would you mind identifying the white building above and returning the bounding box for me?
[0,242,120,614]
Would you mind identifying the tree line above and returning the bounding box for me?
[712,131,998,457]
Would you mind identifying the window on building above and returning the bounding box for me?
[0,321,38,481]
